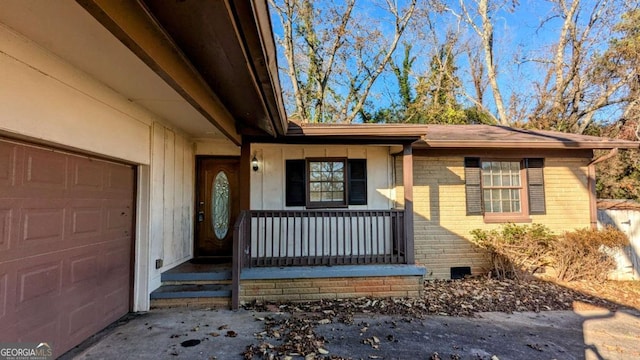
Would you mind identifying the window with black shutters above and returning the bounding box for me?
[464,157,545,222]
[285,158,367,208]
[348,159,367,205]
[285,160,306,206]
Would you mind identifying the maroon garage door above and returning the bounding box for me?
[0,139,135,357]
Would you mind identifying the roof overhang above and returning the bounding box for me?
[77,0,287,142]
[414,125,640,150]
[281,122,428,144]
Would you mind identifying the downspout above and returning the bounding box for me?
[587,148,619,229]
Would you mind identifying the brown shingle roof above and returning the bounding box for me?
[285,123,639,149]
[416,125,639,149]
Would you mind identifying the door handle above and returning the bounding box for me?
[198,211,205,222]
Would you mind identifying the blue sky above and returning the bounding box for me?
[268,0,630,123]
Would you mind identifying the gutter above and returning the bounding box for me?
[587,148,619,229]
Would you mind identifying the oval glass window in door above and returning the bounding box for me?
[212,171,230,239]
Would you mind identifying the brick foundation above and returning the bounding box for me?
[240,275,423,304]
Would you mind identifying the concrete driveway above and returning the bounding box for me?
[63,308,640,360]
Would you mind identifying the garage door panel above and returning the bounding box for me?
[68,254,99,288]
[105,198,133,231]
[0,272,7,320]
[106,163,135,192]
[0,139,135,356]
[0,141,18,188]
[69,157,105,192]
[16,260,63,308]
[69,205,103,241]
[100,245,130,288]
[23,147,68,190]
[0,207,12,252]
[103,286,129,320]
[21,206,65,246]
[67,300,99,340]
[17,314,59,343]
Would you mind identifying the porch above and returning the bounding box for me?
[151,209,423,309]
[232,208,421,308]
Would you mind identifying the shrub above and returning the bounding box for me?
[470,223,556,280]
[552,226,629,282]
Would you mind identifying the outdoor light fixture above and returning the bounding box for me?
[252,155,259,172]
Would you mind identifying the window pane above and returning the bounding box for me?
[511,189,521,212]
[512,174,520,186]
[310,171,322,181]
[308,160,346,205]
[481,160,523,214]
[492,174,501,186]
[310,162,321,172]
[482,174,491,185]
[310,182,321,192]
[502,174,511,186]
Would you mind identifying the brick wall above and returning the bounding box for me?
[397,156,591,279]
[240,276,423,304]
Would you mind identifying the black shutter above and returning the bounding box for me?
[286,160,306,206]
[526,158,546,215]
[464,157,483,215]
[348,159,367,205]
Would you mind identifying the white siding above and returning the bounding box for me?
[250,144,395,210]
[148,124,195,292]
[0,23,220,309]
[0,23,151,164]
[249,144,397,260]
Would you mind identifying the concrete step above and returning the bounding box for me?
[162,279,232,286]
[161,269,231,282]
[150,284,231,299]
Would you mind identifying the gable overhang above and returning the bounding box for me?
[77,0,287,144]
[274,122,428,145]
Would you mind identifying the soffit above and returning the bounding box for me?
[141,0,283,137]
[0,0,226,139]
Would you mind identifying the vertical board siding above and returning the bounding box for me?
[149,123,195,285]
[251,144,394,210]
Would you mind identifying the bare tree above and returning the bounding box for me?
[269,0,418,123]
[451,0,514,126]
[529,0,638,134]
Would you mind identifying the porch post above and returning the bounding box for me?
[402,143,415,264]
[233,140,251,309]
[240,141,251,210]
